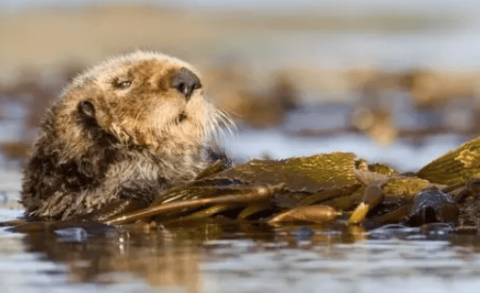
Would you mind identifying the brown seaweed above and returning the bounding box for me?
[105,137,480,227]
[106,184,284,225]
[418,136,480,185]
[268,205,341,224]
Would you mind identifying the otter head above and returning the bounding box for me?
[52,51,227,158]
[21,51,233,220]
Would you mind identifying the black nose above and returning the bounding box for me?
[171,68,201,101]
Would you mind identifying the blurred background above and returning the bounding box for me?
[1,0,480,171]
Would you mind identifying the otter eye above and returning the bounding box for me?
[114,79,132,90]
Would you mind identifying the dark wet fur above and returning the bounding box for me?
[21,107,148,220]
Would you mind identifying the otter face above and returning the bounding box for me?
[59,51,224,156]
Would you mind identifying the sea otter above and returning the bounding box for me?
[20,51,231,221]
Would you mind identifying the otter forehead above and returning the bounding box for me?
[71,50,200,88]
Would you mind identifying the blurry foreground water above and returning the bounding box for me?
[3,200,480,293]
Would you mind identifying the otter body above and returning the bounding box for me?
[21,51,229,221]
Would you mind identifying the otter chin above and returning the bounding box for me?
[20,51,231,221]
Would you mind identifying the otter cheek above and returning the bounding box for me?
[150,101,183,128]
[186,94,206,122]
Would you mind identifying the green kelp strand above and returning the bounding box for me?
[418,136,480,185]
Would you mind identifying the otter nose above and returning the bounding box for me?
[171,68,201,101]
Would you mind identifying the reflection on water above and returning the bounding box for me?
[2,206,480,293]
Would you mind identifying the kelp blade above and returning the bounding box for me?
[268,205,340,224]
[209,152,360,192]
[418,137,480,185]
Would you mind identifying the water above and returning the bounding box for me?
[3,207,480,293]
[201,237,480,293]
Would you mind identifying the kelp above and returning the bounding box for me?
[349,184,384,224]
[110,152,365,225]
[208,152,360,191]
[268,205,340,224]
[418,136,480,185]
[367,163,399,176]
[106,136,480,227]
[106,184,284,225]
[382,176,437,198]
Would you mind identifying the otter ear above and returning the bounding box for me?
[78,101,95,118]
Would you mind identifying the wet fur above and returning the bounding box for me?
[21,51,231,220]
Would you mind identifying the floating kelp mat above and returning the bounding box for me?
[102,136,480,230]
